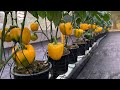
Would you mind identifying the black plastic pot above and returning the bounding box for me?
[48,51,70,79]
[99,33,102,38]
[11,62,52,79]
[97,34,100,39]
[85,40,90,50]
[99,33,103,38]
[74,42,86,56]
[68,45,79,64]
[94,35,99,42]
[101,33,105,37]
[104,31,107,36]
[103,32,105,36]
[89,39,94,47]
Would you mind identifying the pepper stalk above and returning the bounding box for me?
[53,36,58,44]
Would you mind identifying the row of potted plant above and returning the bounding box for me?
[0,11,112,79]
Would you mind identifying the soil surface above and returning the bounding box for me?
[13,60,49,74]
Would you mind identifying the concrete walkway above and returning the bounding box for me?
[77,31,120,79]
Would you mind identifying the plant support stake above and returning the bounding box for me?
[10,11,14,25]
[36,20,50,42]
[15,11,18,27]
[50,21,53,42]
[20,11,27,47]
[0,12,8,61]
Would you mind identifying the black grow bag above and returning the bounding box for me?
[94,35,99,42]
[85,40,90,50]
[100,33,104,38]
[73,42,86,56]
[89,39,94,47]
[11,62,52,79]
[68,45,79,64]
[48,51,70,79]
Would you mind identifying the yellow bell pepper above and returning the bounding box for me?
[80,23,89,30]
[48,37,64,60]
[74,29,84,38]
[12,44,36,67]
[59,22,72,36]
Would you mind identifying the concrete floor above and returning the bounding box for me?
[77,32,120,79]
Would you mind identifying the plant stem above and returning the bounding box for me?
[15,11,18,27]
[0,12,8,61]
[69,35,74,44]
[0,48,19,70]
[0,40,2,61]
[55,26,58,39]
[53,36,57,44]
[36,20,50,42]
[19,11,27,47]
[10,11,14,25]
[72,11,75,27]
[65,35,68,47]
[45,13,48,36]
[50,21,53,42]
[3,45,6,61]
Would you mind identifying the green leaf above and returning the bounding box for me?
[37,11,46,19]
[102,13,110,21]
[46,11,55,21]
[52,11,62,27]
[91,11,98,16]
[84,32,92,40]
[74,11,81,19]
[76,17,81,28]
[28,11,38,19]
[46,11,62,27]
[94,13,102,21]
[97,11,111,22]
[79,11,87,22]
[74,11,87,23]
[63,15,73,22]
